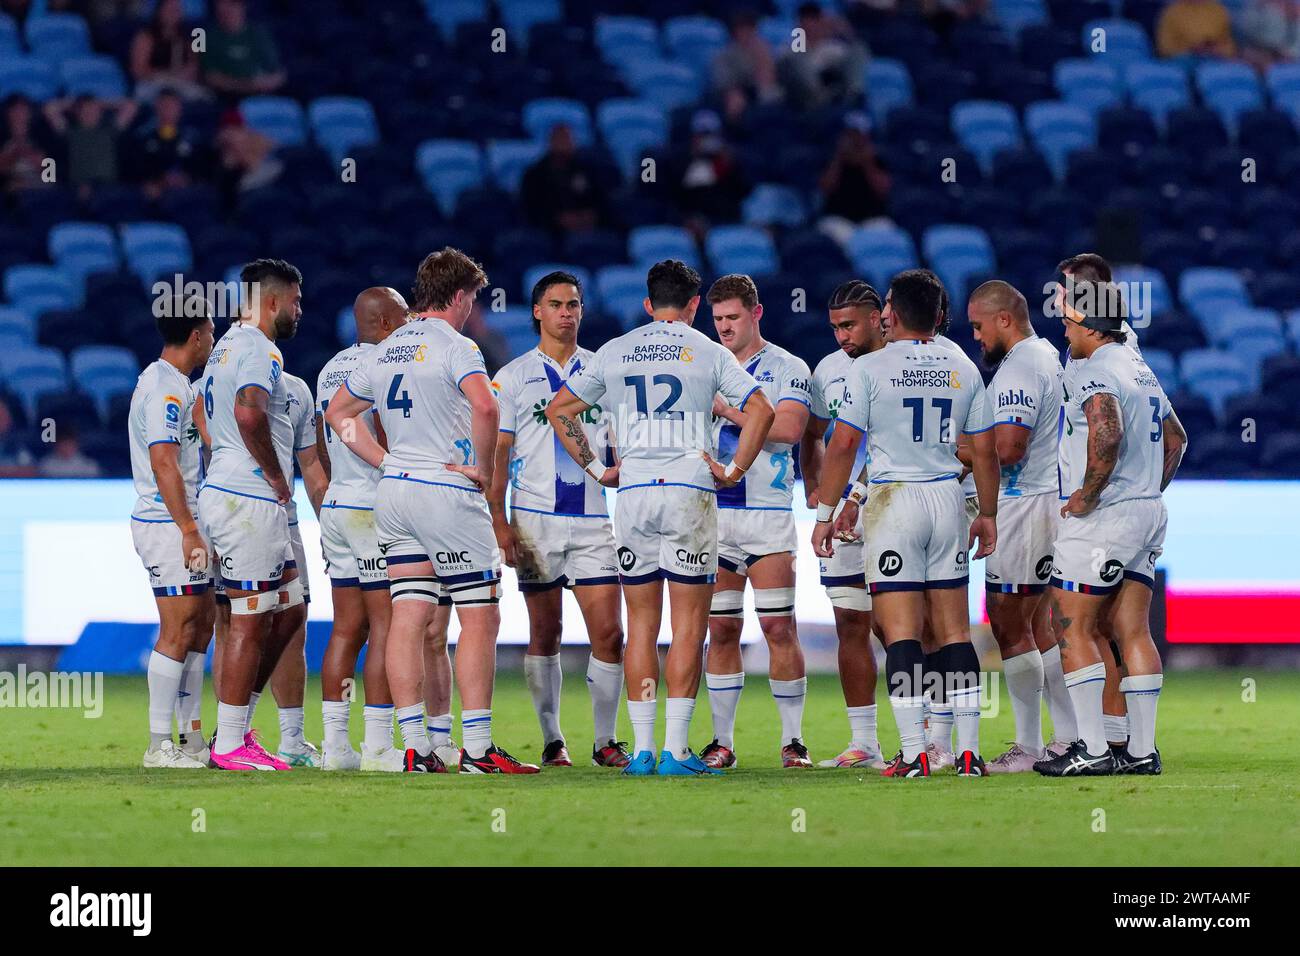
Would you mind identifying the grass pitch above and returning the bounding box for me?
[2,670,1297,866]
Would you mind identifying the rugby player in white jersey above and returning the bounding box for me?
[318,287,418,770]
[1035,280,1186,776]
[813,269,1000,778]
[698,274,814,770]
[546,259,773,775]
[130,294,215,769]
[326,248,538,773]
[198,259,303,770]
[260,370,327,766]
[966,280,1066,771]
[802,280,889,769]
[488,272,628,769]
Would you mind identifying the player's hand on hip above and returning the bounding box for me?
[445,462,487,490]
[969,514,996,559]
[1060,490,1093,518]
[812,520,835,558]
[268,475,292,504]
[596,462,620,487]
[701,451,741,488]
[181,529,208,572]
[492,521,519,567]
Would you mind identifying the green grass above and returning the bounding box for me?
[2,670,1297,866]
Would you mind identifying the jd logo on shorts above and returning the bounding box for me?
[1099,559,1124,584]
[879,550,903,576]
[617,547,636,571]
[1035,555,1053,580]
[955,550,967,567]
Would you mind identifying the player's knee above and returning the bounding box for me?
[709,588,744,619]
[753,586,795,620]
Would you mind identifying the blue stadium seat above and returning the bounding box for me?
[499,0,562,41]
[1124,60,1189,107]
[1053,58,1123,113]
[705,226,778,276]
[48,222,117,263]
[922,225,995,304]
[845,223,919,291]
[486,139,544,194]
[1112,265,1171,323]
[865,58,914,127]
[241,96,308,146]
[628,225,698,269]
[758,16,794,52]
[70,345,139,422]
[1082,18,1151,63]
[742,184,807,228]
[663,15,728,65]
[0,14,17,54]
[0,306,34,348]
[596,99,668,174]
[415,139,485,216]
[522,98,593,146]
[1141,347,1178,392]
[0,56,59,99]
[950,101,1022,174]
[1025,101,1095,179]
[24,13,91,59]
[60,55,127,98]
[1266,62,1300,106]
[596,265,649,329]
[1179,348,1258,416]
[622,60,701,111]
[308,96,380,161]
[4,264,79,310]
[991,0,1048,37]
[1209,306,1282,347]
[0,345,68,421]
[119,223,192,265]
[1196,62,1263,132]
[594,16,659,65]
[422,0,488,42]
[1177,267,1250,329]
[521,264,595,311]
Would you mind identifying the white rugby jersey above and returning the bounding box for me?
[283,372,316,525]
[712,342,811,510]
[810,348,870,499]
[934,335,978,496]
[1058,342,1171,507]
[184,380,204,490]
[564,319,760,492]
[129,358,200,521]
[343,317,488,492]
[200,322,293,501]
[317,343,381,509]
[1058,322,1142,498]
[987,334,1063,498]
[837,337,991,483]
[494,347,610,517]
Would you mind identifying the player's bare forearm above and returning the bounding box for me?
[314,418,331,484]
[149,444,196,532]
[1161,408,1187,491]
[468,404,499,489]
[970,429,999,518]
[488,432,513,524]
[546,390,597,469]
[801,417,827,498]
[1080,393,1121,508]
[766,401,810,447]
[815,421,860,508]
[234,388,287,486]
[730,390,775,473]
[298,447,328,516]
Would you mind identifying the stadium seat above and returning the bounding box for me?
[596,265,649,329]
[1179,348,1257,416]
[628,225,698,269]
[594,15,659,65]
[621,60,701,111]
[499,0,562,41]
[705,226,779,276]
[0,13,16,54]
[742,184,807,228]
[950,101,1022,174]
[1208,306,1282,348]
[0,56,59,99]
[47,222,117,264]
[0,345,68,421]
[241,96,308,147]
[1124,60,1189,107]
[663,15,728,65]
[1177,267,1250,329]
[70,346,139,422]
[1081,18,1151,63]
[865,58,914,127]
[0,306,35,349]
[992,0,1048,37]
[422,0,489,42]
[415,139,485,215]
[1053,58,1123,113]
[595,99,668,174]
[921,225,995,304]
[1112,265,1171,323]
[308,97,380,162]
[1024,101,1095,179]
[1141,348,1178,392]
[59,55,127,98]
[4,264,79,310]
[482,139,541,194]
[24,13,91,59]
[522,97,593,146]
[846,223,919,291]
[1266,62,1300,106]
[119,223,192,268]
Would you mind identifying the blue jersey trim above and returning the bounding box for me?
[737,384,762,410]
[820,573,866,587]
[777,396,811,408]
[321,502,373,511]
[498,428,516,435]
[835,418,865,434]
[994,420,1034,430]
[962,424,995,435]
[617,481,716,494]
[330,576,362,589]
[199,483,281,504]
[380,474,482,494]
[147,438,179,448]
[511,505,609,518]
[869,473,958,484]
[457,369,488,389]
[131,516,175,524]
[573,574,620,587]
[343,379,373,402]
[717,504,793,512]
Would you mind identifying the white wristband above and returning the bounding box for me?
[848,481,868,504]
[815,501,835,523]
[724,462,747,482]
[583,462,604,482]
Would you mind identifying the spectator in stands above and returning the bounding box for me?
[215,109,282,196]
[128,88,212,198]
[38,424,101,479]
[130,0,207,102]
[202,0,286,97]
[41,95,139,199]
[0,94,51,193]
[669,109,750,234]
[817,111,892,246]
[520,123,606,236]
[777,3,867,111]
[1240,0,1300,66]
[0,398,36,477]
[1156,0,1238,60]
[712,10,781,105]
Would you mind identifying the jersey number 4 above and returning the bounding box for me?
[386,374,414,418]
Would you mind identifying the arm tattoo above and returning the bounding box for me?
[1050,596,1071,651]
[235,387,263,408]
[1081,393,1121,507]
[556,413,595,467]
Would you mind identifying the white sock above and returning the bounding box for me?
[770,676,806,744]
[891,695,927,762]
[147,650,185,746]
[462,708,492,758]
[950,685,981,757]
[1104,712,1129,745]
[215,701,247,754]
[395,703,429,755]
[1064,662,1108,756]
[1040,644,1077,742]
[364,704,394,752]
[426,712,452,748]
[524,653,563,744]
[1003,649,1045,755]
[175,651,205,740]
[586,655,623,746]
[627,698,657,756]
[928,704,954,754]
[322,699,351,752]
[664,697,695,759]
[245,690,261,736]
[706,670,744,748]
[846,704,880,753]
[1120,674,1162,758]
[278,706,304,748]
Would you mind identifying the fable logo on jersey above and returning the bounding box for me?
[997,388,1035,410]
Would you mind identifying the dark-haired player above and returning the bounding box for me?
[488,271,628,768]
[130,295,215,769]
[546,259,774,775]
